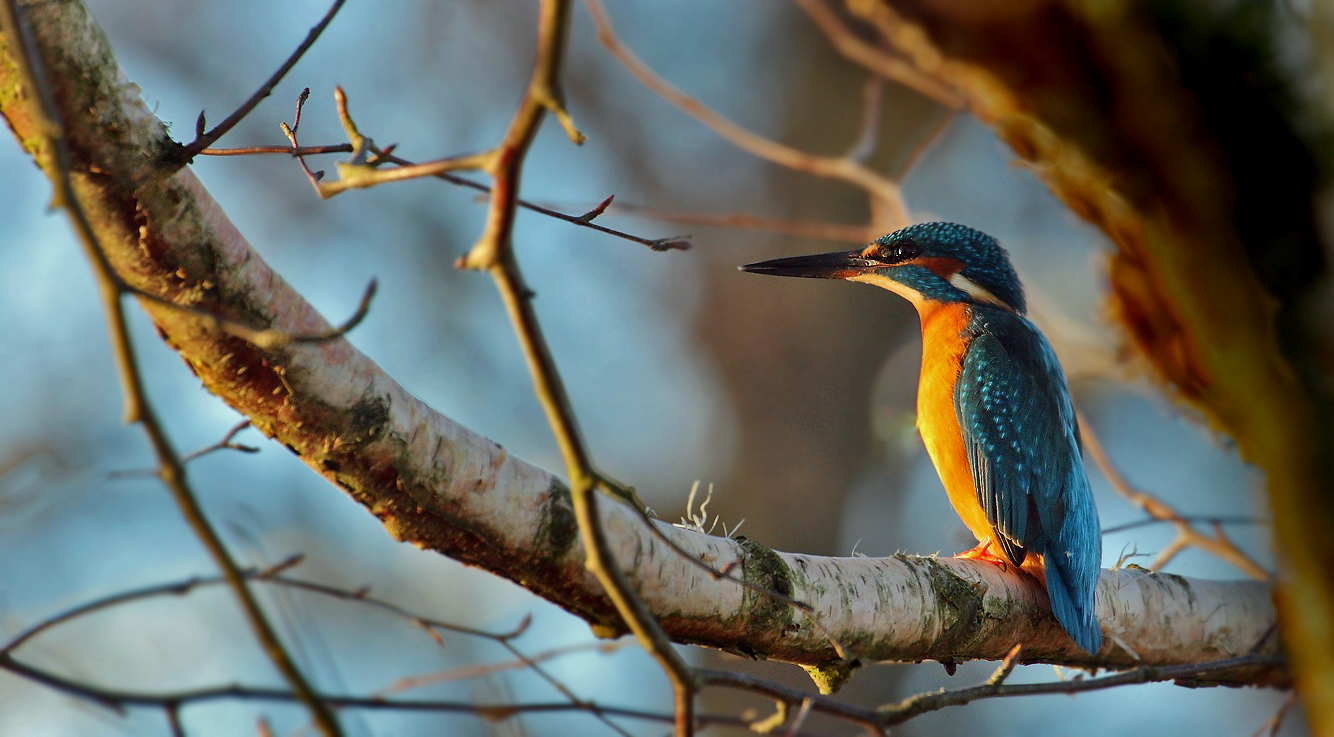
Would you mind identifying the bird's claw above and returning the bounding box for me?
[953,538,1011,571]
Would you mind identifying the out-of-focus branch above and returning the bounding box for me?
[1080,413,1269,581]
[792,0,964,110]
[1253,693,1300,737]
[582,0,911,232]
[378,640,632,696]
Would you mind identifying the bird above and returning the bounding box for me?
[740,222,1103,654]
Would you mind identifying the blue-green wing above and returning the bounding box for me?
[954,309,1103,652]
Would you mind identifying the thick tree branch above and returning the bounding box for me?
[0,0,1286,693]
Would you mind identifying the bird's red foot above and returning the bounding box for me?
[953,538,1010,571]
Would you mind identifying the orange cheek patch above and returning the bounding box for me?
[913,256,964,277]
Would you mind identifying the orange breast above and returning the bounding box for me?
[915,303,996,548]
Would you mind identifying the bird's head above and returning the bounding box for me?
[740,222,1026,314]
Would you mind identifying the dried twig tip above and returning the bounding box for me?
[577,194,615,222]
[987,643,1024,686]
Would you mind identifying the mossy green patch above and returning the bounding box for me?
[737,537,795,635]
[533,478,577,560]
[910,556,989,653]
[802,658,859,695]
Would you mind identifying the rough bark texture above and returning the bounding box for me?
[0,0,1287,687]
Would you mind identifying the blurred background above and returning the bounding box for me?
[0,0,1322,734]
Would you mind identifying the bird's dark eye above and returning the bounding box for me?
[885,240,920,263]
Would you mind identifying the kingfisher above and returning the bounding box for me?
[740,222,1103,654]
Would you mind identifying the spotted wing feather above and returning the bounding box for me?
[954,309,1103,653]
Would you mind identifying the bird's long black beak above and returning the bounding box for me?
[739,250,878,280]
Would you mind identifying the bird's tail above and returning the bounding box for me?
[1044,516,1103,654]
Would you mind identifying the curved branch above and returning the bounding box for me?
[1079,412,1269,581]
[582,0,910,231]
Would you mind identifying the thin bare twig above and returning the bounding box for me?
[280,87,327,188]
[1,562,640,735]
[985,644,1024,686]
[444,0,697,733]
[699,653,1285,732]
[222,86,689,251]
[271,576,634,735]
[0,567,357,651]
[695,669,875,733]
[379,640,632,695]
[128,275,377,350]
[1252,692,1299,737]
[890,106,956,180]
[577,194,615,222]
[784,698,815,737]
[878,654,1285,727]
[592,200,881,242]
[110,420,259,479]
[311,86,494,197]
[0,4,342,734]
[0,555,302,657]
[239,575,634,737]
[1078,412,1269,580]
[181,420,259,463]
[1102,515,1266,535]
[378,150,691,251]
[0,654,757,729]
[174,0,347,163]
[203,143,355,157]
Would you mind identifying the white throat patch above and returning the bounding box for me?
[948,272,1008,309]
[848,271,927,308]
